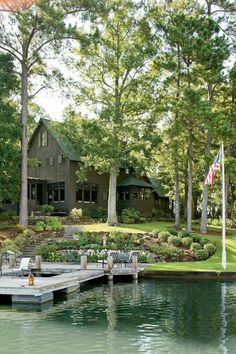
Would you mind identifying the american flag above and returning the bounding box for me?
[205,148,221,185]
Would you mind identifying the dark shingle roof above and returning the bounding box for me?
[147,177,166,197]
[117,176,153,188]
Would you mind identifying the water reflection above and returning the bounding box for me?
[0,279,236,354]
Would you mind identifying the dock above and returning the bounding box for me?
[0,262,143,306]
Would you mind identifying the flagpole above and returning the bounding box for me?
[221,143,226,270]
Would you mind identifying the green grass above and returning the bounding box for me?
[83,223,145,233]
[83,221,236,272]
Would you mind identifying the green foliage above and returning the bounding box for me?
[167,235,181,247]
[34,217,63,232]
[151,229,160,238]
[167,228,178,236]
[120,208,141,224]
[42,204,54,215]
[34,221,46,232]
[138,253,149,263]
[0,54,20,204]
[92,207,107,222]
[181,237,193,248]
[0,211,16,221]
[1,239,21,255]
[45,217,63,231]
[204,243,217,256]
[178,230,192,238]
[109,231,134,250]
[190,243,202,251]
[158,231,171,242]
[36,244,59,261]
[14,229,33,250]
[194,249,209,261]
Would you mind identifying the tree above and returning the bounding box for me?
[0,52,20,204]
[0,0,99,224]
[200,0,232,233]
[63,0,161,225]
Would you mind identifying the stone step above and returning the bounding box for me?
[64,225,83,239]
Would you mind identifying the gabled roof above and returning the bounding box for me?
[117,176,153,188]
[29,118,80,162]
[147,177,167,197]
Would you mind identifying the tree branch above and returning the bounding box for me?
[29,85,46,100]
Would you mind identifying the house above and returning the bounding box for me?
[27,118,170,216]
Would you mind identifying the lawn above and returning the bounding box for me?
[84,221,236,272]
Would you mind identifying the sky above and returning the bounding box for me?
[35,90,68,122]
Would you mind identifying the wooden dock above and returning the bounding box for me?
[0,262,143,306]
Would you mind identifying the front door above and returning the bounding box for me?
[37,184,44,205]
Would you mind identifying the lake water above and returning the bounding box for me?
[0,279,236,354]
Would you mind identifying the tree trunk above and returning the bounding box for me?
[187,119,193,231]
[174,159,180,228]
[19,48,28,226]
[200,83,213,233]
[200,2,214,233]
[107,172,118,226]
[200,130,211,233]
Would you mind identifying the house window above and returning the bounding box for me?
[38,131,48,147]
[76,183,98,203]
[28,184,36,200]
[118,187,130,201]
[131,187,151,200]
[58,155,62,164]
[47,182,65,203]
[47,157,54,166]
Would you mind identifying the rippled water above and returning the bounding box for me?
[1,279,236,354]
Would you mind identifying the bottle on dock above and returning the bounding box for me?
[28,272,35,286]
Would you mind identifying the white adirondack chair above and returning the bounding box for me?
[12,257,31,277]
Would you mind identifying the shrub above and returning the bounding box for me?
[167,228,178,236]
[81,208,91,219]
[70,208,83,219]
[151,229,160,238]
[190,243,202,251]
[150,244,171,256]
[167,236,181,247]
[158,231,171,242]
[42,204,54,215]
[195,249,209,261]
[181,237,193,248]
[178,229,191,238]
[0,211,16,221]
[34,221,46,232]
[108,231,134,249]
[35,244,59,261]
[204,243,217,255]
[191,235,202,243]
[1,239,21,255]
[120,208,141,224]
[94,207,107,222]
[45,217,64,231]
[152,208,165,220]
[138,253,149,263]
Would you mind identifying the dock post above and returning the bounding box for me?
[132,255,138,270]
[132,255,138,280]
[107,256,113,282]
[81,255,87,270]
[35,255,42,269]
[107,256,113,271]
[9,254,16,268]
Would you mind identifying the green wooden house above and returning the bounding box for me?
[27,118,169,216]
